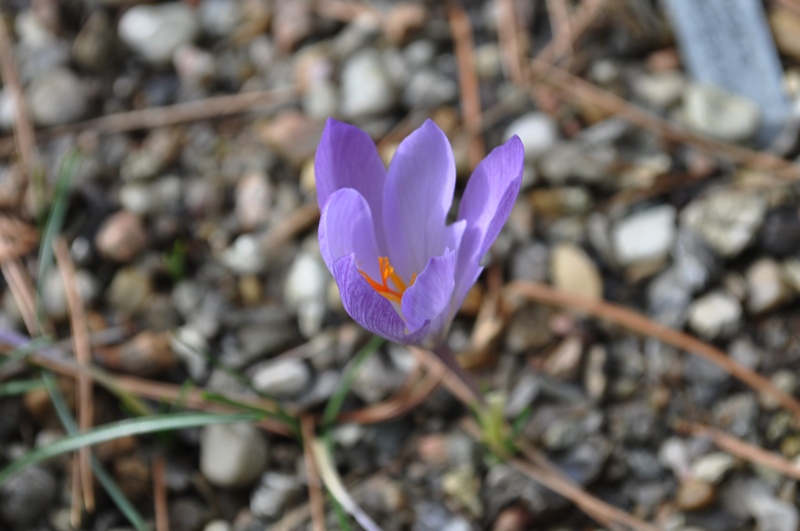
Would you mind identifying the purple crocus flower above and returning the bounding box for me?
[316,118,524,349]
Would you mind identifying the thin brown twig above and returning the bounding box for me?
[412,347,477,405]
[153,454,169,531]
[545,0,574,61]
[536,0,607,64]
[528,59,800,180]
[0,86,298,157]
[496,0,529,84]
[676,421,800,482]
[447,1,485,168]
[70,456,83,529]
[511,445,659,531]
[0,218,38,264]
[301,415,326,531]
[773,0,800,17]
[506,281,800,421]
[313,0,382,24]
[261,201,321,251]
[54,237,95,512]
[1,261,39,335]
[338,362,445,423]
[0,15,37,175]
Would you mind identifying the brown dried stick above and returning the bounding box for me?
[447,1,485,168]
[153,454,170,531]
[529,59,800,179]
[507,280,800,420]
[496,0,528,84]
[677,421,800,482]
[536,0,607,63]
[0,16,37,174]
[54,238,95,513]
[545,0,574,61]
[0,86,298,157]
[301,415,327,531]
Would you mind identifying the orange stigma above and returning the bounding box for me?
[359,257,417,304]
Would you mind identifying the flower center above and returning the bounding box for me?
[359,257,417,304]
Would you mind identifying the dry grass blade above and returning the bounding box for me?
[301,415,326,531]
[676,421,800,482]
[528,59,800,180]
[0,86,298,157]
[310,438,381,531]
[54,237,95,512]
[0,15,37,175]
[153,454,169,531]
[506,281,800,421]
[447,1,485,168]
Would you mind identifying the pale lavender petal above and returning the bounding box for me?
[383,119,456,279]
[333,255,430,344]
[315,118,388,250]
[318,188,381,279]
[400,249,457,334]
[452,136,524,309]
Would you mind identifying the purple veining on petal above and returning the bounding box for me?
[332,254,429,344]
[319,188,381,280]
[315,118,389,251]
[382,119,456,280]
[400,248,457,334]
[315,119,523,347]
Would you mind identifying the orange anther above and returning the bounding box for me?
[358,257,416,304]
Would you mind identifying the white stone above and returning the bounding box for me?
[691,452,735,484]
[200,423,267,488]
[746,258,793,314]
[0,89,14,130]
[203,520,232,531]
[302,80,339,120]
[250,358,311,397]
[612,205,676,265]
[504,113,560,160]
[683,83,760,142]
[42,269,99,320]
[27,68,87,126]
[680,189,767,258]
[403,68,458,108]
[119,3,199,64]
[170,326,209,382]
[632,70,685,109]
[550,243,603,300]
[220,234,266,275]
[340,49,396,118]
[687,291,742,340]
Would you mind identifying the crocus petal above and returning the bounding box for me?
[453,136,524,306]
[401,248,457,335]
[315,118,388,251]
[333,254,430,344]
[383,119,456,279]
[318,188,381,280]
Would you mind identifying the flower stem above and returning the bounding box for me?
[431,343,486,405]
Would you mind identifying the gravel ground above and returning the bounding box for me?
[2,1,800,530]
